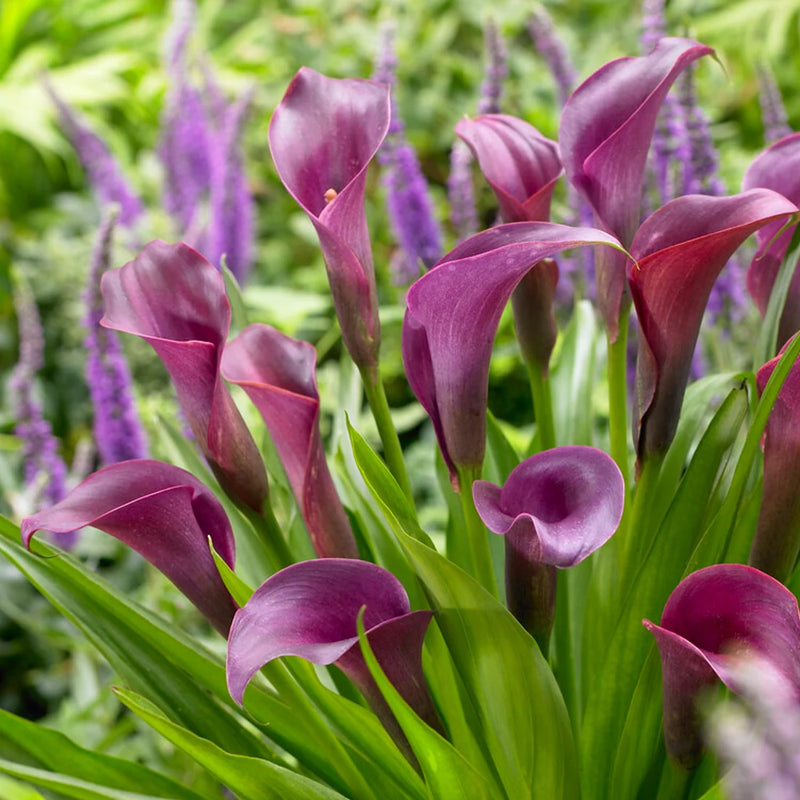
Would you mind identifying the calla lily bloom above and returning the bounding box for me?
[748,337,800,581]
[455,114,562,223]
[629,189,798,461]
[643,564,800,769]
[402,222,621,483]
[21,460,237,635]
[227,559,440,748]
[221,324,359,560]
[268,67,390,375]
[742,132,800,349]
[101,240,268,513]
[473,446,623,642]
[559,37,713,335]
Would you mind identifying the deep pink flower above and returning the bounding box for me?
[101,240,268,512]
[269,68,390,374]
[644,564,800,769]
[22,460,237,635]
[221,324,358,559]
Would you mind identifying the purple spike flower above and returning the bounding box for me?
[402,222,621,483]
[269,68,390,376]
[559,37,713,337]
[10,283,68,511]
[476,19,508,116]
[473,446,623,643]
[84,211,147,465]
[373,23,442,284]
[221,324,359,560]
[629,189,797,462]
[747,338,800,581]
[758,66,792,145]
[447,141,479,242]
[44,81,143,227]
[527,7,577,109]
[101,240,268,512]
[22,460,237,635]
[644,564,800,769]
[227,559,441,749]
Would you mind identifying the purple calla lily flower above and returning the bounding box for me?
[629,189,798,461]
[455,114,563,224]
[221,324,359,560]
[402,222,621,483]
[21,460,237,635]
[227,559,440,748]
[643,564,800,769]
[748,338,800,580]
[473,446,623,642]
[559,37,713,336]
[742,133,800,349]
[269,68,390,376]
[101,240,268,513]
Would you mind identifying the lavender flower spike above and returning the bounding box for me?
[758,66,792,145]
[477,19,508,116]
[44,80,143,227]
[101,240,268,512]
[373,22,442,283]
[473,446,623,644]
[227,560,441,748]
[644,564,800,769]
[221,324,359,559]
[84,210,147,465]
[527,6,577,108]
[269,68,390,375]
[10,282,68,511]
[22,460,237,635]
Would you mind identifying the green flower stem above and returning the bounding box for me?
[360,366,415,506]
[607,308,631,491]
[553,571,579,739]
[241,502,293,573]
[527,361,557,452]
[457,466,498,597]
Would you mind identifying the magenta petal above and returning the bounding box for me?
[749,340,800,579]
[473,446,624,567]
[268,68,390,371]
[629,190,798,459]
[742,133,800,347]
[403,222,621,481]
[455,114,562,222]
[644,564,800,767]
[221,324,358,559]
[226,559,416,703]
[100,241,268,512]
[21,460,237,635]
[559,38,713,332]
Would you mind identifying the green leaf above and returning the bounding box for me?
[355,610,496,800]
[0,708,207,800]
[0,774,45,800]
[115,689,348,800]
[220,256,250,336]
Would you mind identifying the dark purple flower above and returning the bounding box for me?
[101,240,268,512]
[22,460,237,635]
[227,559,439,743]
[10,283,68,512]
[84,211,147,465]
[221,324,358,559]
[559,38,713,336]
[269,68,390,375]
[473,446,623,640]
[748,339,800,581]
[44,80,143,226]
[629,190,797,461]
[455,114,562,224]
[644,564,800,769]
[403,222,621,483]
[742,133,800,349]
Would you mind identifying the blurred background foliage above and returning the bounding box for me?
[0,0,798,777]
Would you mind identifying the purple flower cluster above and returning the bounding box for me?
[10,283,68,510]
[84,211,147,465]
[373,23,442,283]
[527,7,577,108]
[158,0,254,281]
[476,19,508,116]
[758,66,792,145]
[45,81,143,227]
